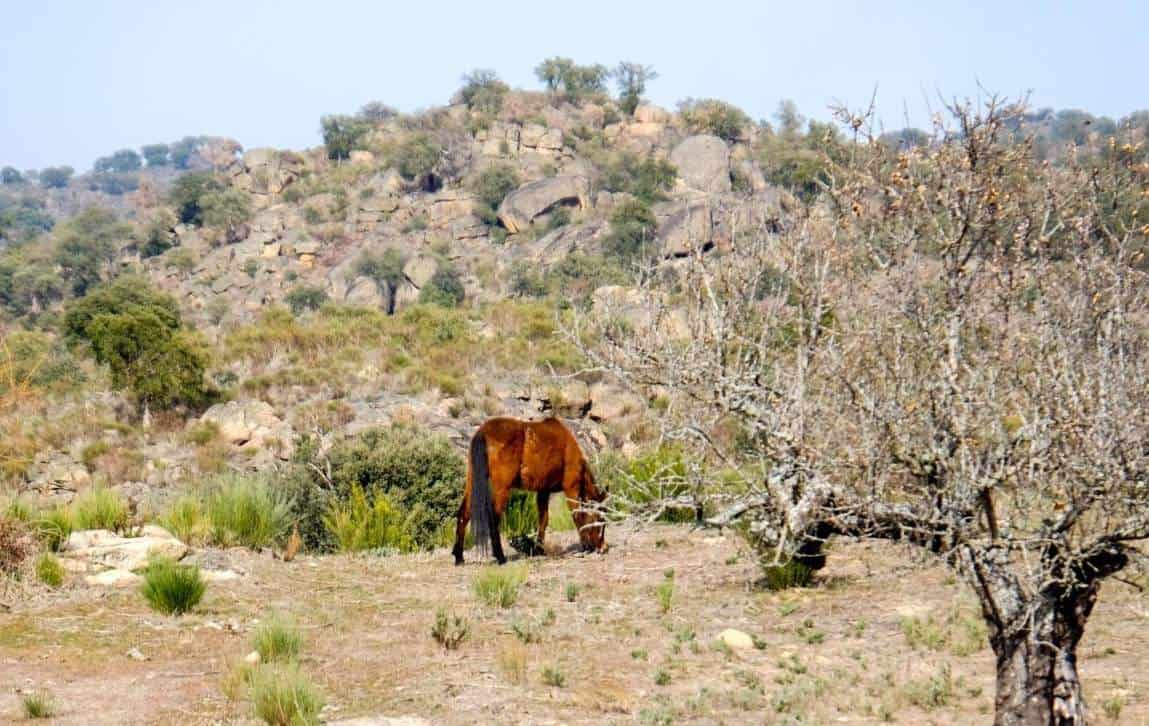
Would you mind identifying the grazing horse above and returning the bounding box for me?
[453,416,607,565]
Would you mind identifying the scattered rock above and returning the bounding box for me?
[718,628,755,650]
[244,650,262,666]
[84,569,142,587]
[126,647,149,662]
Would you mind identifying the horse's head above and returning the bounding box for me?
[575,464,608,553]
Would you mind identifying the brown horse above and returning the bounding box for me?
[453,416,607,565]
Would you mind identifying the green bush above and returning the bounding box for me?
[604,199,658,262]
[535,57,609,102]
[141,143,170,167]
[419,265,465,308]
[459,69,508,113]
[473,564,528,608]
[758,558,814,591]
[612,62,658,116]
[252,614,303,663]
[64,277,211,410]
[678,98,751,142]
[200,188,252,236]
[324,426,463,548]
[354,248,406,299]
[35,552,65,587]
[52,206,132,295]
[599,446,695,523]
[320,114,371,161]
[284,285,329,315]
[169,172,224,225]
[39,166,73,189]
[598,153,676,204]
[140,556,206,615]
[205,474,294,549]
[71,486,129,532]
[322,485,415,553]
[249,664,324,726]
[396,134,441,182]
[470,165,519,225]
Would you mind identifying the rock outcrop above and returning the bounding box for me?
[498,176,589,233]
[670,135,731,194]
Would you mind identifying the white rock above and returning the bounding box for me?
[244,650,262,666]
[718,628,755,650]
[62,528,187,573]
[85,569,142,587]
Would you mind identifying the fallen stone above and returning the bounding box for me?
[718,628,755,650]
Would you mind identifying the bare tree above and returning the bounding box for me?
[569,98,1149,725]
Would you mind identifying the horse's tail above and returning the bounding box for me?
[469,431,495,557]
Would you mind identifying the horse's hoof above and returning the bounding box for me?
[454,558,464,566]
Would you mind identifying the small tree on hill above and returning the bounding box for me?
[535,58,609,102]
[1,167,22,184]
[141,143,170,167]
[52,206,132,295]
[169,172,224,225]
[39,166,73,189]
[458,69,508,114]
[419,265,465,308]
[612,62,658,116]
[94,149,142,174]
[65,277,209,411]
[169,136,204,169]
[677,98,751,142]
[320,114,371,160]
[469,165,519,226]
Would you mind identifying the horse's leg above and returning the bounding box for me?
[535,491,550,556]
[490,481,513,565]
[560,463,590,552]
[452,473,472,565]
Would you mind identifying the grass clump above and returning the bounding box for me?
[159,494,207,544]
[140,556,206,615]
[36,506,73,551]
[654,668,672,686]
[472,563,528,608]
[902,664,955,710]
[249,664,324,726]
[252,614,303,664]
[655,577,674,614]
[21,691,55,719]
[901,603,988,656]
[564,582,581,602]
[431,608,470,650]
[541,663,566,687]
[497,641,528,684]
[71,486,129,532]
[35,553,65,587]
[205,474,294,549]
[759,558,815,591]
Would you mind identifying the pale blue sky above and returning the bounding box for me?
[2,0,1145,171]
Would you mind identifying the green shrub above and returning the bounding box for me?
[169,172,224,225]
[598,153,677,204]
[458,69,508,113]
[355,248,406,293]
[201,188,252,238]
[205,474,294,549]
[419,265,465,308]
[36,507,73,552]
[21,691,54,719]
[284,285,329,315]
[324,426,463,548]
[502,491,576,541]
[140,556,206,615]
[35,553,65,587]
[540,663,566,687]
[320,114,371,161]
[604,199,658,262]
[396,134,441,181]
[3,496,34,522]
[249,664,324,726]
[678,98,751,142]
[160,494,207,545]
[473,564,528,608]
[431,608,470,650]
[71,486,129,532]
[322,485,415,553]
[253,614,303,664]
[565,582,582,602]
[470,165,519,225]
[599,446,695,523]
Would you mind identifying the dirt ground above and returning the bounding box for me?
[1,525,1146,725]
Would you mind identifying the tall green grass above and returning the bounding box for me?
[159,494,207,544]
[71,486,130,532]
[249,665,324,726]
[472,564,528,608]
[322,485,415,553]
[252,614,302,664]
[205,474,294,549]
